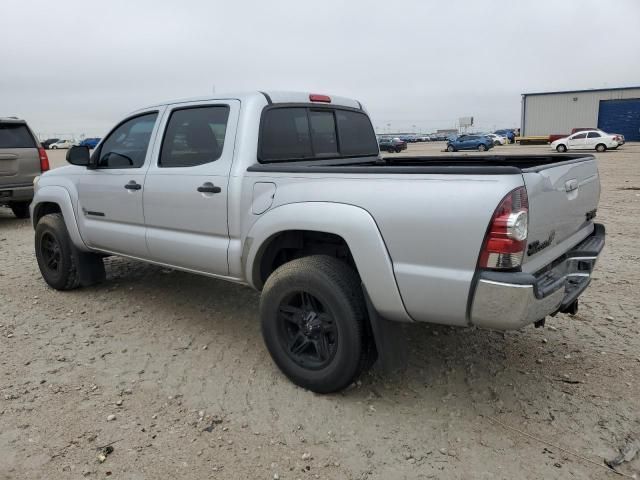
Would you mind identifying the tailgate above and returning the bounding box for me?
[521,156,600,273]
[0,123,40,184]
[0,148,39,180]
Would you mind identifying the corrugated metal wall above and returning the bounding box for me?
[522,88,640,136]
[598,99,640,141]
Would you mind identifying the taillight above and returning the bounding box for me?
[309,94,331,103]
[38,147,50,172]
[478,186,529,270]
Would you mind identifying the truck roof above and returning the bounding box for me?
[0,117,27,124]
[137,91,362,112]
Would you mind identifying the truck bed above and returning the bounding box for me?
[247,152,600,325]
[248,154,594,174]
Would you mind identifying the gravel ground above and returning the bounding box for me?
[1,143,639,479]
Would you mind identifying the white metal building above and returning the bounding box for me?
[521,86,640,141]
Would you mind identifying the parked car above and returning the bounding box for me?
[30,91,604,393]
[550,128,625,147]
[446,134,494,152]
[49,139,75,149]
[550,130,619,152]
[78,138,101,149]
[378,137,407,153]
[571,128,625,146]
[41,138,60,149]
[486,134,507,146]
[494,129,516,143]
[0,117,49,218]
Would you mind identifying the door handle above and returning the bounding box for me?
[197,182,221,194]
[124,181,142,190]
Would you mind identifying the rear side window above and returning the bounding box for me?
[259,106,378,162]
[0,124,36,148]
[160,106,230,168]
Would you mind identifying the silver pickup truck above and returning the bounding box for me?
[30,91,605,393]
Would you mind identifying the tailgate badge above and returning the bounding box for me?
[527,231,555,256]
[565,179,578,193]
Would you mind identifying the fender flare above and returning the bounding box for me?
[244,202,412,323]
[31,185,89,251]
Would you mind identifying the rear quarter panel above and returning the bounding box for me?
[239,171,524,325]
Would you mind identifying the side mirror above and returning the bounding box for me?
[66,145,91,166]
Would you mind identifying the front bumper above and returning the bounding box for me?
[470,223,605,330]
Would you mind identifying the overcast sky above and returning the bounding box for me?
[2,0,639,137]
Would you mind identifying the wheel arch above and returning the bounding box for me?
[244,202,412,322]
[31,186,88,251]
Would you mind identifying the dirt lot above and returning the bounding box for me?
[1,143,639,479]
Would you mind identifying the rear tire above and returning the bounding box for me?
[595,143,607,152]
[35,213,80,290]
[556,144,567,153]
[260,255,370,393]
[9,201,31,219]
[478,144,487,151]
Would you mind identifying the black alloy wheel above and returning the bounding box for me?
[277,291,338,370]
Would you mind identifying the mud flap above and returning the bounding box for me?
[363,288,408,374]
[73,249,106,287]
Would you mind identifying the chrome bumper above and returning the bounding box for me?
[470,223,605,330]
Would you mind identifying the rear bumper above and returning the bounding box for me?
[470,223,605,330]
[0,184,34,203]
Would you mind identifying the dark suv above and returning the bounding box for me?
[0,117,49,218]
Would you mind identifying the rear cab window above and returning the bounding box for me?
[258,106,378,162]
[0,123,37,149]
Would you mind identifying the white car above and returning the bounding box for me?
[486,134,506,146]
[49,139,75,149]
[551,130,618,153]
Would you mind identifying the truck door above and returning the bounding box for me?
[567,132,587,150]
[76,111,161,257]
[143,100,240,275]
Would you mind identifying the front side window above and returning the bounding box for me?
[587,132,601,138]
[259,106,378,162]
[160,106,230,168]
[95,112,158,168]
[571,133,587,140]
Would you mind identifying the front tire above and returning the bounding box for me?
[35,213,80,290]
[595,143,607,152]
[51,146,57,149]
[260,255,369,393]
[447,145,455,152]
[478,144,487,151]
[9,201,30,219]
[556,144,567,153]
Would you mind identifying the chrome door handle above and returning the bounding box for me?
[124,181,142,190]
